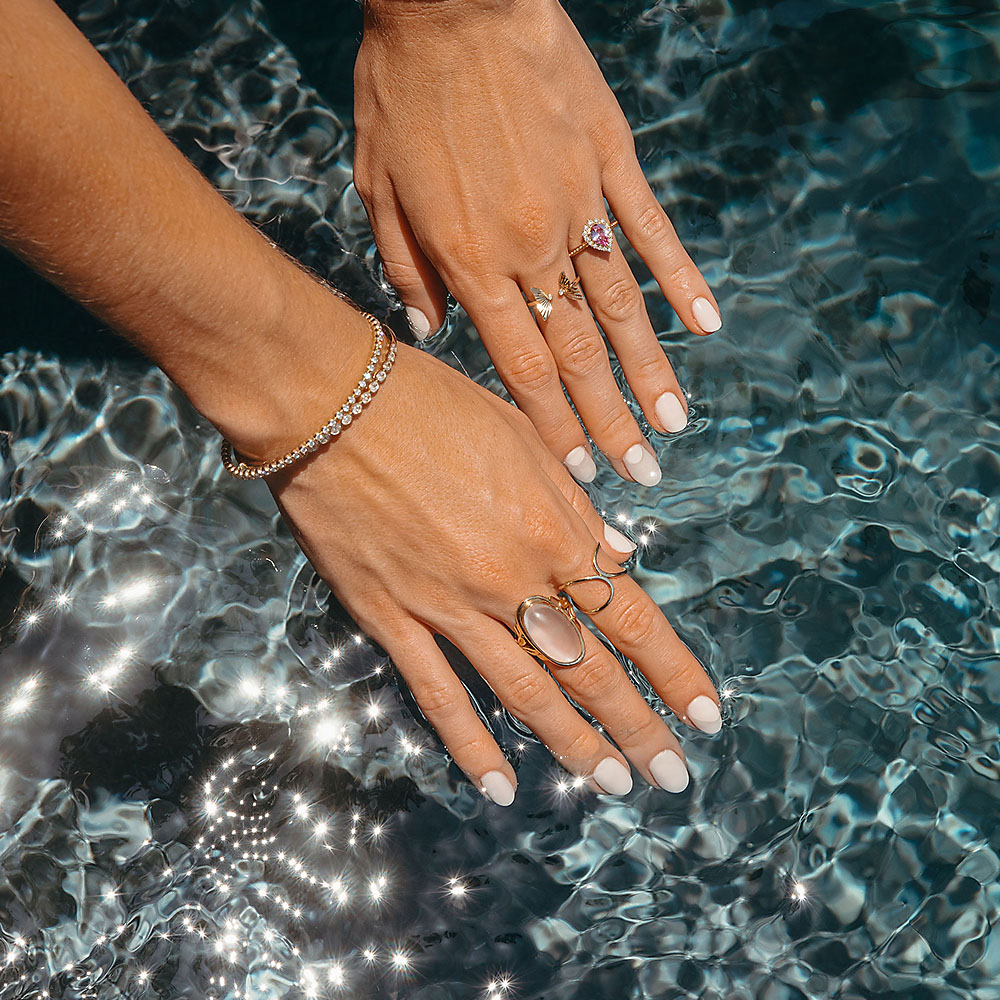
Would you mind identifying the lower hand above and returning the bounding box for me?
[354,0,722,486]
[267,342,722,803]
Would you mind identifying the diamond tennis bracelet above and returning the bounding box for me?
[221,311,396,480]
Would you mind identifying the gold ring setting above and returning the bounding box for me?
[569,218,619,258]
[512,546,629,667]
[528,271,584,321]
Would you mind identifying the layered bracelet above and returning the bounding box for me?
[221,311,396,480]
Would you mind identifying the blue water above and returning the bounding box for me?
[1,1,998,997]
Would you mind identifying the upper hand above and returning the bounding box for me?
[353,0,722,485]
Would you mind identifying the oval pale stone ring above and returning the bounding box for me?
[512,546,629,667]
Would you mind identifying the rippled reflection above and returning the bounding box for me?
[1,0,999,997]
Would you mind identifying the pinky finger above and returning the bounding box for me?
[387,625,518,806]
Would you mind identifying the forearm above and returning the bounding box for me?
[0,0,371,459]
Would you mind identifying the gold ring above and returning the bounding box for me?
[569,218,619,259]
[512,594,586,667]
[527,272,584,322]
[511,546,628,667]
[557,544,627,614]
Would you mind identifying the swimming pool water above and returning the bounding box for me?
[1,1,998,997]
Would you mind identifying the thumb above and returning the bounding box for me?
[369,189,448,340]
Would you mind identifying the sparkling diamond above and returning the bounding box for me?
[361,392,371,403]
[351,403,363,414]
[342,413,352,426]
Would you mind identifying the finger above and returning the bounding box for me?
[387,624,518,806]
[462,283,597,484]
[366,185,448,340]
[553,628,691,793]
[516,428,639,563]
[603,156,722,336]
[574,246,690,437]
[589,575,722,736]
[522,262,657,485]
[457,618,635,795]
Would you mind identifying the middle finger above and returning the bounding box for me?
[522,261,661,487]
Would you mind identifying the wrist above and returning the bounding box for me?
[183,263,377,465]
[362,0,540,33]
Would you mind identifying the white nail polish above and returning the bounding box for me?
[686,695,722,735]
[563,446,597,484]
[623,444,662,487]
[480,770,515,806]
[406,305,432,340]
[691,297,722,333]
[655,392,688,433]
[603,522,636,554]
[649,750,690,793]
[593,757,633,795]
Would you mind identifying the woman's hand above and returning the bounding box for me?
[268,342,722,803]
[354,0,722,486]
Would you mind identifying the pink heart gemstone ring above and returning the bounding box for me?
[569,218,620,259]
[512,546,629,667]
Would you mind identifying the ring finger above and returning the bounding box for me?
[455,617,636,795]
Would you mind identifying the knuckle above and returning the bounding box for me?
[600,278,641,323]
[635,205,671,243]
[557,330,608,380]
[515,198,554,254]
[413,675,458,719]
[569,653,618,702]
[630,351,670,387]
[440,226,491,272]
[559,726,602,765]
[520,505,564,550]
[503,347,558,396]
[600,404,639,443]
[614,595,661,646]
[613,707,662,747]
[504,667,551,717]
[596,121,636,163]
[379,255,423,292]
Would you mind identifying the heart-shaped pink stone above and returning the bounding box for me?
[521,601,585,665]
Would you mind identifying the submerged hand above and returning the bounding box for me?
[268,342,721,803]
[354,0,722,485]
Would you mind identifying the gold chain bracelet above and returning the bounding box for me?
[220,312,397,480]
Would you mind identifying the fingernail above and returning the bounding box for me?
[623,443,662,487]
[480,771,516,806]
[692,297,722,333]
[603,522,636,554]
[649,749,690,793]
[593,757,633,795]
[686,695,722,735]
[405,305,432,340]
[654,392,688,433]
[564,446,597,484]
